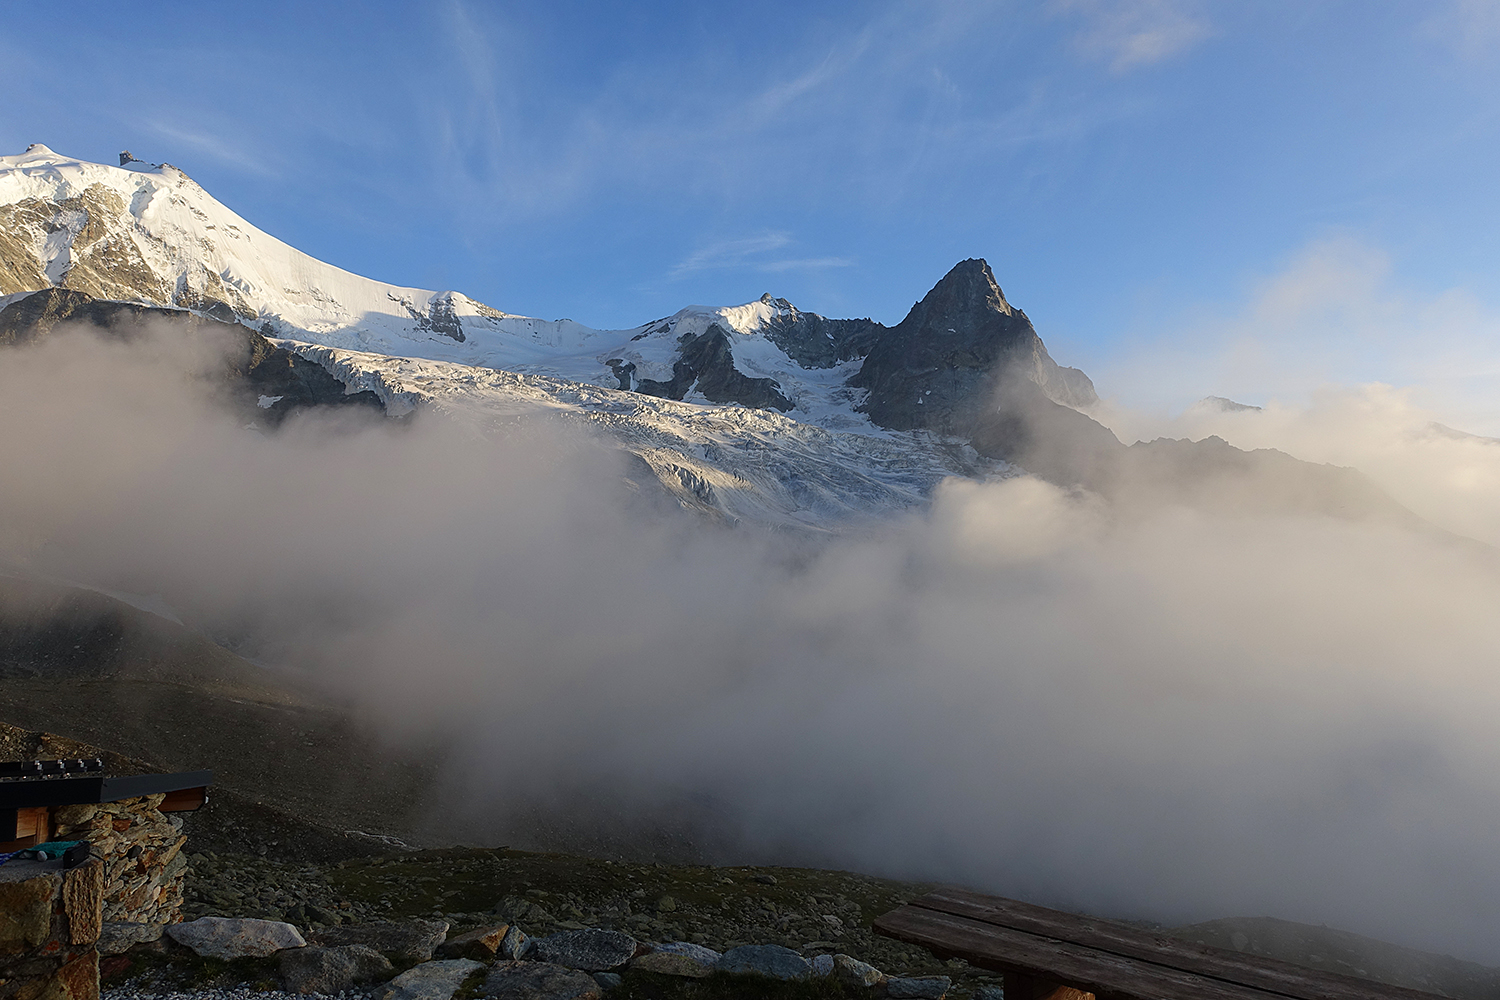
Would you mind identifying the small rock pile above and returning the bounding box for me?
[140,915,962,1000]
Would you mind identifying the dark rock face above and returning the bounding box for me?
[967,372,1125,489]
[756,294,882,369]
[0,288,387,424]
[849,258,1096,434]
[407,291,466,343]
[636,325,793,412]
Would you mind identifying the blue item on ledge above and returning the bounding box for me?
[19,840,82,861]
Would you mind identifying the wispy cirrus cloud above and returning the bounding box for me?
[1423,0,1500,58]
[142,120,283,177]
[668,233,853,280]
[1052,0,1213,72]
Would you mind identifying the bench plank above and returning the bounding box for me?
[910,888,1441,1000]
[878,905,1282,1000]
[875,890,1449,1000]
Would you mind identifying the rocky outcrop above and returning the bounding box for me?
[849,258,1096,435]
[636,325,793,411]
[0,288,386,424]
[756,294,882,369]
[395,291,467,343]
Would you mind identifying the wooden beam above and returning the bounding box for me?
[158,786,207,812]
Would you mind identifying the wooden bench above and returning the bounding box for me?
[874,888,1446,1000]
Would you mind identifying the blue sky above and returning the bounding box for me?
[4,1,1499,423]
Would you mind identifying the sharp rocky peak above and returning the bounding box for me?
[849,257,1094,434]
[906,257,1015,331]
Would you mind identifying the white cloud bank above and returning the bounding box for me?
[2,318,1500,964]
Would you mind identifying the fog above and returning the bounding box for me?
[5,322,1500,961]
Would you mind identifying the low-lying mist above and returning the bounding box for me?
[6,322,1500,962]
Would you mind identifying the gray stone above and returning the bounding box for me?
[531,928,637,971]
[500,924,531,960]
[280,944,393,994]
[438,924,510,960]
[630,941,720,978]
[482,961,602,1000]
[886,976,952,999]
[833,953,885,988]
[167,916,306,959]
[374,958,484,1000]
[316,919,450,961]
[716,944,812,980]
[97,921,163,956]
[592,972,621,991]
[972,986,1004,1000]
[810,954,835,977]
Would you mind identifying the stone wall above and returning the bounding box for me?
[51,794,188,928]
[0,857,103,1000]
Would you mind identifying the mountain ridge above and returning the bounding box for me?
[0,144,1430,536]
[0,146,1092,426]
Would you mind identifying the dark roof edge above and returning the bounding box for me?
[0,770,213,810]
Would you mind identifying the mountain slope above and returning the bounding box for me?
[0,144,1429,535]
[0,146,1095,424]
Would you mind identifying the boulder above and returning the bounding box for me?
[886,976,952,999]
[591,972,621,992]
[531,928,637,972]
[716,944,811,980]
[499,924,530,960]
[833,954,885,988]
[482,961,601,1000]
[811,954,835,977]
[374,958,484,1000]
[279,944,392,994]
[167,916,306,959]
[439,923,510,961]
[630,941,720,978]
[972,986,1004,1000]
[315,919,450,962]
[97,921,164,956]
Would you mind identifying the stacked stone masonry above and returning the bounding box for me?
[50,794,188,929]
[0,857,103,1000]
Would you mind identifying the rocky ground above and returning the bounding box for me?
[108,845,994,998]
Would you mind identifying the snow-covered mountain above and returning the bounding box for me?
[0,144,1415,532]
[0,145,1092,431]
